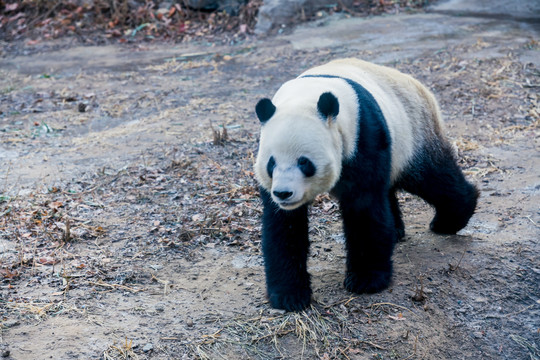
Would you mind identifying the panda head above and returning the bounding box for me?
[254,92,343,210]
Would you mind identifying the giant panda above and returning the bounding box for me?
[254,58,479,312]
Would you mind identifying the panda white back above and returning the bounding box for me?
[300,58,433,182]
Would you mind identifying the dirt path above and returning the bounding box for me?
[1,8,539,360]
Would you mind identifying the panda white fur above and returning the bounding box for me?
[254,58,478,312]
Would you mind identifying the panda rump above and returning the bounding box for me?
[254,58,479,312]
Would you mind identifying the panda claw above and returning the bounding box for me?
[396,227,406,242]
[344,270,391,294]
[268,289,311,312]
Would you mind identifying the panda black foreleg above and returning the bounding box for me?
[339,193,396,294]
[260,188,312,312]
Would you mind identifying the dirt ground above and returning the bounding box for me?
[1,10,539,360]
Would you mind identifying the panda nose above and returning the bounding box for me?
[273,190,293,200]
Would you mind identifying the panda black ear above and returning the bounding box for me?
[255,98,276,123]
[317,92,339,121]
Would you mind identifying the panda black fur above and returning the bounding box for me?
[254,58,479,312]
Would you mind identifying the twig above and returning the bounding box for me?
[251,329,295,343]
[205,189,236,198]
[525,215,538,227]
[27,2,61,28]
[89,281,144,293]
[369,302,414,314]
[356,339,386,350]
[63,219,71,242]
[323,296,359,309]
[151,273,171,295]
[504,303,537,317]
[337,347,351,360]
[412,275,427,302]
[449,251,466,272]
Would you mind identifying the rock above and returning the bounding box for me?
[185,0,219,10]
[473,331,483,339]
[2,319,19,328]
[218,0,247,15]
[142,343,153,353]
[154,303,165,312]
[255,0,353,34]
[429,0,540,22]
[184,0,247,14]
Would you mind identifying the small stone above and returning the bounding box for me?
[154,303,165,312]
[3,319,19,328]
[267,308,286,316]
[2,350,10,358]
[142,343,153,353]
[186,319,194,327]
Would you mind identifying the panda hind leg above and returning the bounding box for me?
[389,189,406,241]
[401,143,479,235]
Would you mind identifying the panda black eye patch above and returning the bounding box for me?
[267,156,276,178]
[298,156,316,177]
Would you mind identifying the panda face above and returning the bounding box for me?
[267,156,316,179]
[255,114,342,210]
[264,154,318,209]
[254,83,353,210]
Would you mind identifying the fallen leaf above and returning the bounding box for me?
[192,214,204,222]
[37,257,59,265]
[5,3,18,11]
[49,201,64,209]
[1,268,20,279]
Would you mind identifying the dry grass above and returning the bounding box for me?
[103,337,139,360]
[3,300,80,322]
[183,300,420,359]
[510,335,540,360]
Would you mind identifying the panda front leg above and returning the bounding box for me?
[340,193,396,294]
[260,188,312,312]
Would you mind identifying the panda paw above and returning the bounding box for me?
[268,288,312,312]
[430,216,462,235]
[396,227,406,242]
[344,270,391,294]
